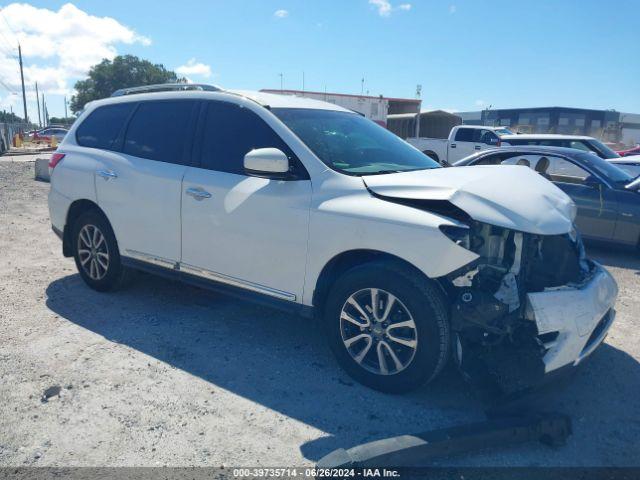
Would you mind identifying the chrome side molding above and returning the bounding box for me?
[180,263,296,301]
[125,250,178,270]
[124,250,296,302]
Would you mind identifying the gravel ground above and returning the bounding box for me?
[0,160,639,467]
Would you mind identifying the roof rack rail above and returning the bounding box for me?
[111,83,222,97]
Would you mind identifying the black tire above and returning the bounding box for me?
[423,150,440,163]
[323,260,450,393]
[71,209,126,292]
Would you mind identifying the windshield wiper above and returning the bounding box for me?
[360,168,432,176]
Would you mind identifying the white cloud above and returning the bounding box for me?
[449,5,457,14]
[175,58,212,78]
[475,99,487,107]
[369,0,412,17]
[274,9,289,18]
[0,2,150,115]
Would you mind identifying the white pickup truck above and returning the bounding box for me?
[408,125,513,165]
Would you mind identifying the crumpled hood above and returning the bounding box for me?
[363,165,576,235]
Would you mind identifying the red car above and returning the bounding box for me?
[30,127,68,144]
[617,144,640,157]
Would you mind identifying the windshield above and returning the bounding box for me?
[272,108,440,175]
[577,152,634,185]
[588,139,620,159]
[494,128,513,136]
[613,162,640,179]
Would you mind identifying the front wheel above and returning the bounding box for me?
[323,261,450,393]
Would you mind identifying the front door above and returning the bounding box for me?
[449,127,476,162]
[545,156,618,241]
[180,100,312,301]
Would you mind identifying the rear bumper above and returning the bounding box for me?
[526,262,618,374]
[52,225,63,240]
[48,186,71,234]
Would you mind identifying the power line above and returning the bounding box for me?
[0,74,16,93]
[0,6,19,41]
[0,29,17,58]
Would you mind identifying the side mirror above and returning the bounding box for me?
[485,136,500,146]
[244,148,290,178]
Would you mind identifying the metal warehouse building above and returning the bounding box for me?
[457,107,640,146]
[260,89,421,127]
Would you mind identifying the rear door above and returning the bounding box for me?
[180,100,312,302]
[449,127,476,162]
[93,99,198,266]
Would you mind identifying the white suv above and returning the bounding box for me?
[48,85,618,393]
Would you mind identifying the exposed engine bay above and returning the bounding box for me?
[439,220,594,396]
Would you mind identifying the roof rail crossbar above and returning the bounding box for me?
[111,83,222,97]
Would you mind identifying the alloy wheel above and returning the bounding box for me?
[340,288,418,375]
[77,224,110,281]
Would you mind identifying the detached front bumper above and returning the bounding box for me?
[526,262,618,374]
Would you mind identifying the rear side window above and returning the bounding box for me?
[76,103,135,150]
[199,101,301,175]
[454,128,474,142]
[123,100,196,164]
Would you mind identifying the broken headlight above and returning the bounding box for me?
[439,224,471,250]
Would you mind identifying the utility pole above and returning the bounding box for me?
[18,43,28,124]
[35,82,41,128]
[279,73,283,92]
[361,78,365,96]
[64,96,68,119]
[41,93,45,126]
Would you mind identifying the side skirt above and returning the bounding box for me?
[120,256,314,318]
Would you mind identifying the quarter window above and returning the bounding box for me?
[123,100,196,164]
[76,103,136,150]
[199,101,301,176]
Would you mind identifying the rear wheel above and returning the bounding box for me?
[72,210,126,292]
[423,150,440,163]
[323,261,450,393]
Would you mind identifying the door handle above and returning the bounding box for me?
[475,145,482,150]
[185,187,212,200]
[97,169,118,180]
[450,144,457,148]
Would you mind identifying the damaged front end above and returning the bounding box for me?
[439,221,617,396]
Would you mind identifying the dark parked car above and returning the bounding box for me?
[609,157,640,178]
[455,146,640,247]
[501,134,621,159]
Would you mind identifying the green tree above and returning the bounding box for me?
[49,116,76,126]
[0,110,23,123]
[70,55,183,113]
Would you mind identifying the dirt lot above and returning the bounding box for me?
[0,160,639,467]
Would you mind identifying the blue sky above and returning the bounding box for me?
[1,0,639,118]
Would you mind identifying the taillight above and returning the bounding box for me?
[49,152,65,169]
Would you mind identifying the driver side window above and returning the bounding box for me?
[546,157,592,185]
[200,101,304,177]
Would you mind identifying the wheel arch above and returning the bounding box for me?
[312,249,445,318]
[422,150,440,163]
[63,199,108,257]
